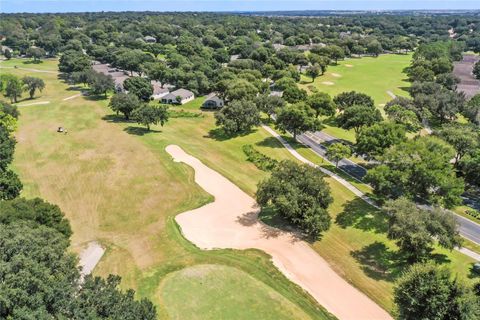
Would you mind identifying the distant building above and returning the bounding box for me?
[202,93,224,109]
[144,36,157,43]
[273,43,286,51]
[161,88,195,105]
[269,91,283,98]
[92,63,129,92]
[230,54,240,62]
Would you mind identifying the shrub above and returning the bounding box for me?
[242,145,278,171]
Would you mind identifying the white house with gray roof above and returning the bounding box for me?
[161,88,195,105]
[202,93,224,109]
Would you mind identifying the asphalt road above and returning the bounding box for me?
[300,131,367,180]
[299,129,480,246]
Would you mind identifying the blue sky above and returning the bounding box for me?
[2,1,480,13]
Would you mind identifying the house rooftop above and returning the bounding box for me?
[171,88,194,99]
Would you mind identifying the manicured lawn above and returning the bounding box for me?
[4,59,332,320]
[299,53,412,107]
[300,53,413,143]
[6,57,477,318]
[0,58,60,71]
[159,264,312,320]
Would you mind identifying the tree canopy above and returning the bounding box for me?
[131,104,169,131]
[275,103,322,138]
[384,198,461,261]
[394,263,480,320]
[355,122,406,160]
[215,99,260,135]
[256,160,333,239]
[365,136,464,208]
[123,77,153,101]
[109,93,141,120]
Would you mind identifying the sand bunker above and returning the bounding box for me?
[331,73,342,77]
[166,145,391,320]
[78,241,105,281]
[321,81,335,86]
[345,64,353,67]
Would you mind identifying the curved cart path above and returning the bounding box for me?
[166,145,392,320]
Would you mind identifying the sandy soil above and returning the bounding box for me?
[63,93,82,101]
[345,64,354,68]
[78,241,105,280]
[166,145,392,320]
[331,73,342,77]
[17,101,50,106]
[321,81,335,86]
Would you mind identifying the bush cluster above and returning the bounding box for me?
[242,144,278,171]
[465,209,480,220]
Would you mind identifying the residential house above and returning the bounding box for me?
[161,88,195,105]
[144,36,157,43]
[202,93,224,109]
[269,91,284,98]
[151,81,170,100]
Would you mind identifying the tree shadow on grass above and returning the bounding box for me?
[468,265,480,279]
[83,94,108,101]
[124,126,161,136]
[322,116,339,127]
[101,114,133,124]
[255,136,285,149]
[352,243,452,282]
[351,241,408,281]
[205,127,254,141]
[23,60,43,65]
[335,198,388,234]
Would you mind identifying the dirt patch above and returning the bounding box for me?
[345,64,353,68]
[17,101,50,106]
[386,91,396,99]
[166,145,392,320]
[63,93,81,101]
[330,73,341,78]
[321,81,335,86]
[78,241,105,280]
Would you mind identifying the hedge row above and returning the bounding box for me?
[465,209,480,220]
[242,144,278,171]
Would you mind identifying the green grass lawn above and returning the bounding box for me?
[159,264,312,320]
[0,57,60,71]
[5,57,477,319]
[300,53,413,143]
[300,53,412,106]
[4,58,333,320]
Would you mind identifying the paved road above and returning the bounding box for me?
[263,125,480,260]
[300,131,367,180]
[291,128,480,247]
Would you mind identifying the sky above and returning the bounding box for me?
[1,0,480,13]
